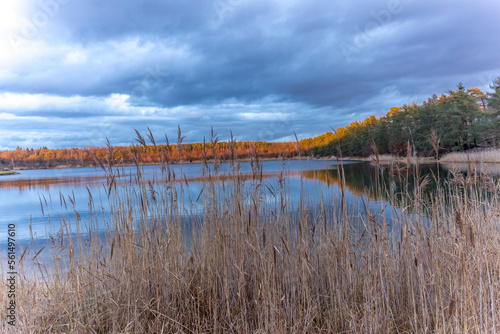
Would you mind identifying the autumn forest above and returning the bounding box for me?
[1,79,499,169]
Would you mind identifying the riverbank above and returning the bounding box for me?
[3,156,345,171]
[0,170,20,176]
[338,148,500,164]
[3,148,500,172]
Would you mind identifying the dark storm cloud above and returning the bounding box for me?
[0,0,499,149]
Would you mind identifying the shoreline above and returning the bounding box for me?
[0,171,20,176]
[4,154,500,172]
[5,156,349,171]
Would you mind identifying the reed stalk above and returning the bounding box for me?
[2,131,499,333]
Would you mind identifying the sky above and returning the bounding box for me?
[0,0,499,150]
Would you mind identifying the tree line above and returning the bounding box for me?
[0,136,298,169]
[1,79,499,169]
[302,79,500,157]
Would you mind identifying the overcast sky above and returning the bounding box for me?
[0,0,499,149]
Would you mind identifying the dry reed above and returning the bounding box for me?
[441,148,500,163]
[2,131,500,333]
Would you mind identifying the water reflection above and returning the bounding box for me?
[0,161,336,244]
[441,162,500,175]
[0,175,108,191]
[1,160,499,247]
[301,162,500,202]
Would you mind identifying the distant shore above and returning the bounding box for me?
[2,149,500,172]
[0,170,20,176]
[2,156,345,171]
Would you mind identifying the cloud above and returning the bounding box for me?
[0,92,341,149]
[64,50,87,64]
[0,0,499,149]
[239,112,290,121]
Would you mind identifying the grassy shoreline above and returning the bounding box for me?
[0,170,20,175]
[347,148,500,164]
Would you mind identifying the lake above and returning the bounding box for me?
[1,159,498,251]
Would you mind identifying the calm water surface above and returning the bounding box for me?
[1,160,498,248]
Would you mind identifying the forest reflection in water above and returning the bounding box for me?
[301,161,500,203]
[1,159,499,247]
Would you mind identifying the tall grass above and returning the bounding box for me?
[441,148,500,163]
[3,132,500,333]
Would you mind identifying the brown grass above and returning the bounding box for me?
[2,132,500,333]
[441,148,500,163]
